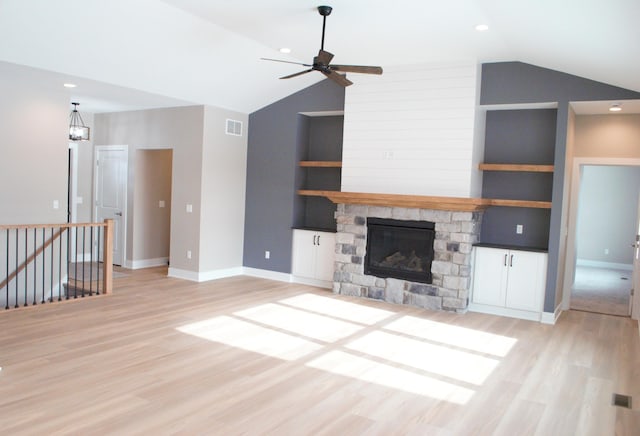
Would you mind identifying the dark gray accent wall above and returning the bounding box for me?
[243,80,344,273]
[481,109,555,249]
[481,62,640,313]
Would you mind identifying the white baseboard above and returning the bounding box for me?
[541,305,563,325]
[168,266,244,282]
[125,257,169,270]
[576,259,632,271]
[242,267,293,283]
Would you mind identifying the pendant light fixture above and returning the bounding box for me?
[69,102,90,141]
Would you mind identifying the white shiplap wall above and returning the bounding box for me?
[341,62,482,197]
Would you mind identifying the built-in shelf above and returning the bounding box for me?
[297,190,552,210]
[479,163,554,173]
[299,161,342,168]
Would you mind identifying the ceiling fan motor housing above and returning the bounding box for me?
[317,5,332,16]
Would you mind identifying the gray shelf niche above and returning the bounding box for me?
[480,108,557,249]
[294,112,344,232]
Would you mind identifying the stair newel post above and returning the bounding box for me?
[103,219,114,294]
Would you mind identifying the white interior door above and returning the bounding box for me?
[94,146,128,266]
[632,193,640,320]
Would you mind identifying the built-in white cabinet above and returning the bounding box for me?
[470,246,547,321]
[291,229,335,288]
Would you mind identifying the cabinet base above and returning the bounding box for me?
[468,303,542,322]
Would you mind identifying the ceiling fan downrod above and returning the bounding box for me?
[318,6,332,51]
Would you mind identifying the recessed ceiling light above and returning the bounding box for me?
[63,83,77,88]
[475,24,489,31]
[279,47,291,54]
[609,104,622,112]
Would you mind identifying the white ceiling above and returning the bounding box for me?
[0,0,638,114]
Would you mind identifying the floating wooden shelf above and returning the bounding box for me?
[299,161,342,168]
[485,199,552,209]
[297,190,552,210]
[479,163,554,173]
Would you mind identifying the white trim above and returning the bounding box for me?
[125,257,169,270]
[167,267,243,282]
[291,275,333,289]
[541,305,563,325]
[242,267,293,283]
[197,267,244,282]
[468,303,542,322]
[576,259,633,271]
[479,102,558,111]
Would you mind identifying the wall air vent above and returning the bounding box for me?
[226,119,243,136]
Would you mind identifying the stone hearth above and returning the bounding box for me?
[333,204,482,312]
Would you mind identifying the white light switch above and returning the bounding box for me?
[159,200,165,208]
[516,224,523,234]
[76,196,83,204]
[53,200,59,209]
[186,204,193,213]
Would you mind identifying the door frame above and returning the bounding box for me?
[562,157,640,319]
[93,145,129,265]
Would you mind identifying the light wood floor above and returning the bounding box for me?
[1,267,639,435]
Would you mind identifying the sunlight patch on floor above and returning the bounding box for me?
[234,303,364,342]
[279,293,395,325]
[176,315,322,361]
[176,292,519,405]
[384,316,517,357]
[306,350,475,404]
[345,330,500,385]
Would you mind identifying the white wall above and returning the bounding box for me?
[576,165,640,265]
[199,106,248,274]
[0,63,69,224]
[341,62,481,197]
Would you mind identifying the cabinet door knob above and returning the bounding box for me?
[317,235,320,246]
[504,254,507,266]
[510,254,514,267]
[313,235,317,245]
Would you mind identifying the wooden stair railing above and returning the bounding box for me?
[1,219,114,310]
[0,228,67,291]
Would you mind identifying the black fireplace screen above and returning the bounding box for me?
[364,218,435,284]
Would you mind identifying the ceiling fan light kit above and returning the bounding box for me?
[261,5,383,87]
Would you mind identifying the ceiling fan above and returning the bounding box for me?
[261,5,383,87]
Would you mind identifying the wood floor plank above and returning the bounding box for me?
[0,266,638,435]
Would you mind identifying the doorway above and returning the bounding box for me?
[568,164,640,316]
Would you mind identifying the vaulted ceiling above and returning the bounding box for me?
[0,0,638,113]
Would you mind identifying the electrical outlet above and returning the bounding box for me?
[265,250,270,259]
[186,204,193,213]
[516,224,523,234]
[53,200,59,209]
[605,248,609,255]
[159,200,165,208]
[186,250,192,259]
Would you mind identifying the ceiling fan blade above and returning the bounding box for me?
[329,65,383,75]
[316,50,334,65]
[321,70,353,87]
[280,69,314,79]
[261,57,311,67]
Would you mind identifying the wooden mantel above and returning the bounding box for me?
[298,190,552,211]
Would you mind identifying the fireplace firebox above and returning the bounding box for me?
[364,218,436,284]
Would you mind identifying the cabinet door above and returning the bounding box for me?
[505,250,547,311]
[472,247,508,307]
[314,231,336,282]
[291,230,317,279]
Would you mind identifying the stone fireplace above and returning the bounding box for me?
[333,204,482,312]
